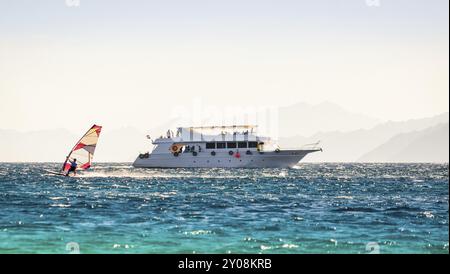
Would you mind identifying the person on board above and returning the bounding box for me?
[65,157,78,176]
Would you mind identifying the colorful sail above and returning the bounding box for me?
[62,124,102,172]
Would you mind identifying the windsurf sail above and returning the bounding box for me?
[62,124,102,172]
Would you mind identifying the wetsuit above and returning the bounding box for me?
[69,161,77,171]
[66,161,77,176]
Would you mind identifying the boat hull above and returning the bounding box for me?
[132,149,318,168]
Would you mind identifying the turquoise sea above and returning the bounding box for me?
[0,163,448,254]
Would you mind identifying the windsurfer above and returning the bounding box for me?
[65,157,78,176]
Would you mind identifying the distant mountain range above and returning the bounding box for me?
[279,112,449,162]
[0,127,149,163]
[0,128,77,162]
[153,101,381,138]
[278,101,381,137]
[0,101,448,163]
[359,123,449,163]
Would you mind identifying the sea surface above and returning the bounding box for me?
[0,163,448,254]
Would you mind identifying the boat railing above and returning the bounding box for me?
[279,141,322,151]
[300,141,322,151]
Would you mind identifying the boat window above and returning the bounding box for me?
[216,142,226,149]
[206,142,216,149]
[238,142,247,148]
[248,142,257,148]
[226,142,237,148]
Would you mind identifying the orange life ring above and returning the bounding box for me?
[170,145,179,153]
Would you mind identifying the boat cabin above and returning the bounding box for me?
[149,125,276,155]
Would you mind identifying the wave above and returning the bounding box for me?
[332,207,379,213]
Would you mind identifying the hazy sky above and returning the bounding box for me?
[0,0,448,133]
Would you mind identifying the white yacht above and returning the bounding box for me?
[132,125,321,168]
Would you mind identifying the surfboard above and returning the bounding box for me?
[43,169,75,177]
